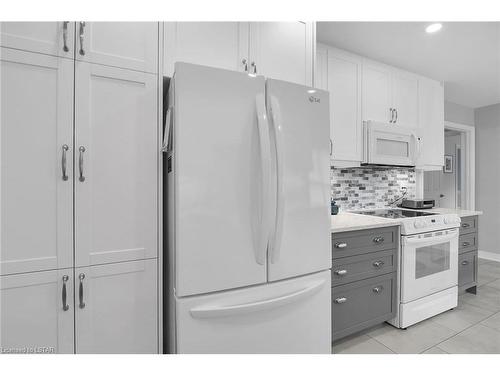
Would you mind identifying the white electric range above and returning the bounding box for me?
[356,208,461,328]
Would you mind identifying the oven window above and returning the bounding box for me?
[415,242,450,279]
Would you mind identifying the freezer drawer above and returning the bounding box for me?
[174,270,331,353]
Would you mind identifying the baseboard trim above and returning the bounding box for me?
[478,251,500,262]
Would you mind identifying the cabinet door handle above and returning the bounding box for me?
[62,275,69,311]
[251,61,257,74]
[334,269,347,276]
[372,260,385,268]
[372,286,384,294]
[242,59,248,72]
[78,273,86,309]
[78,21,86,56]
[394,109,398,123]
[62,21,69,52]
[461,260,469,266]
[461,223,470,228]
[61,144,69,181]
[334,297,347,304]
[373,236,385,244]
[334,242,347,249]
[389,108,394,123]
[78,146,86,182]
[462,241,471,247]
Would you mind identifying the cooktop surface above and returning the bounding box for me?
[357,209,437,219]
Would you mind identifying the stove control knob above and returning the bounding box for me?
[414,220,426,229]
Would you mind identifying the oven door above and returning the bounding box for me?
[401,229,458,303]
[365,121,417,166]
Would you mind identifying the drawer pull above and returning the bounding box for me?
[334,297,347,304]
[372,286,384,294]
[372,260,385,268]
[334,269,347,276]
[461,260,469,266]
[335,242,347,249]
[462,241,471,247]
[373,236,385,244]
[461,223,470,228]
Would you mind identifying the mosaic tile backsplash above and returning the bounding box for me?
[331,167,416,211]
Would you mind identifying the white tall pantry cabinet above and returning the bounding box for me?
[0,22,160,353]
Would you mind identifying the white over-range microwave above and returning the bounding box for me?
[363,121,420,167]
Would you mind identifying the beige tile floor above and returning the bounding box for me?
[333,258,500,354]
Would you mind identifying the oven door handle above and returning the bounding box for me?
[404,231,458,246]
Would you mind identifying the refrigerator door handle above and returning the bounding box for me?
[255,93,272,265]
[161,107,173,152]
[269,96,285,264]
[189,279,326,319]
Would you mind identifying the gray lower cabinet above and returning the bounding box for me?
[458,215,479,294]
[332,226,398,341]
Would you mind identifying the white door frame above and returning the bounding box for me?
[444,121,475,210]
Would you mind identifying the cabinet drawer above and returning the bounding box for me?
[459,232,478,254]
[332,227,398,259]
[332,250,396,286]
[458,251,477,288]
[332,273,396,340]
[459,216,477,235]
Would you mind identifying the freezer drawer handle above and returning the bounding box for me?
[372,260,385,268]
[334,242,347,249]
[62,275,69,311]
[189,279,326,319]
[78,273,86,309]
[334,269,347,276]
[334,297,347,304]
[461,260,469,266]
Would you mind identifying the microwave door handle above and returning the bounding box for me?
[404,231,458,246]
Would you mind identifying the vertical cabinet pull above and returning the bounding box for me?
[78,273,86,309]
[242,59,248,72]
[61,144,69,181]
[62,275,69,311]
[394,109,398,123]
[62,21,69,52]
[389,108,394,123]
[78,146,86,182]
[79,21,86,56]
[251,61,257,74]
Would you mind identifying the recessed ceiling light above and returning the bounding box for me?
[425,23,442,33]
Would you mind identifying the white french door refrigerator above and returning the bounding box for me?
[164,63,331,353]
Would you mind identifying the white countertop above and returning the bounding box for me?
[415,207,483,217]
[331,212,401,233]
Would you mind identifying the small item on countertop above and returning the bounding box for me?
[331,200,339,215]
[400,199,435,209]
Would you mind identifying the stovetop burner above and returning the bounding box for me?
[357,209,437,219]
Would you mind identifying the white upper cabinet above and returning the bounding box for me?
[0,269,74,353]
[0,22,75,58]
[76,22,158,73]
[249,22,313,86]
[362,60,419,128]
[75,259,158,353]
[163,22,314,85]
[320,46,362,166]
[1,48,74,275]
[164,22,249,76]
[74,62,158,267]
[417,77,444,170]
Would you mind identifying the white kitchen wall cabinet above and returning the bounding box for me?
[164,22,314,85]
[416,77,445,170]
[249,22,314,86]
[164,22,250,76]
[74,63,158,268]
[75,259,158,354]
[0,269,75,353]
[362,60,419,128]
[0,22,75,58]
[318,46,362,167]
[75,22,158,73]
[0,48,74,275]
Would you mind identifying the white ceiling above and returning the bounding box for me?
[317,22,500,109]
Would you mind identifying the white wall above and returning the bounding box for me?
[445,101,475,126]
[475,103,500,256]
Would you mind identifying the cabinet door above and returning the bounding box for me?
[1,48,73,275]
[76,22,158,73]
[75,259,158,354]
[417,77,444,169]
[74,63,157,267]
[0,269,74,353]
[362,60,393,123]
[0,22,75,58]
[327,48,362,165]
[249,22,313,86]
[163,22,249,76]
[392,70,419,128]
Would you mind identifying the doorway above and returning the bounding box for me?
[423,121,475,209]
